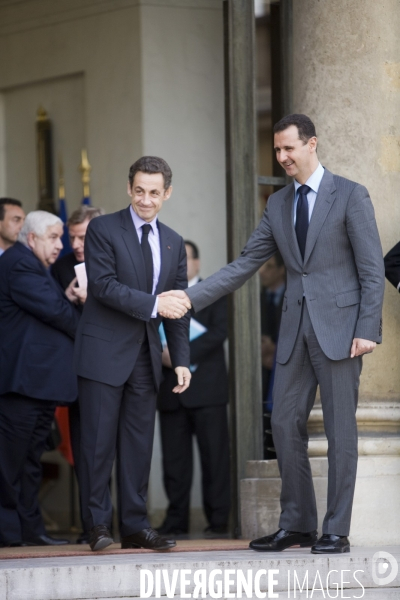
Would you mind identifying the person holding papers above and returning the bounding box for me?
[157,241,230,537]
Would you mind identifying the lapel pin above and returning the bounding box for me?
[167,246,171,250]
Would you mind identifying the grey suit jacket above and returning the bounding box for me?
[187,169,385,363]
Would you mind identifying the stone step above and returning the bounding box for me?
[0,546,398,600]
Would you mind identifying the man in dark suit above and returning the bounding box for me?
[0,211,80,547]
[384,242,400,291]
[157,241,230,537]
[161,114,385,554]
[74,156,192,552]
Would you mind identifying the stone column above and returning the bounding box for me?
[241,0,400,545]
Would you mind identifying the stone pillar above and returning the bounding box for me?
[241,0,400,545]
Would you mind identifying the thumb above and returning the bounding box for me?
[177,369,183,385]
[350,339,357,358]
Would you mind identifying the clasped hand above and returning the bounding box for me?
[65,277,87,305]
[157,290,191,319]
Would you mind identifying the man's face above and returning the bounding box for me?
[127,171,172,222]
[259,256,285,289]
[274,125,317,182]
[28,224,63,268]
[185,244,200,281]
[69,219,90,263]
[0,205,25,249]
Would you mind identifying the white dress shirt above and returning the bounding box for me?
[293,162,325,225]
[130,205,160,317]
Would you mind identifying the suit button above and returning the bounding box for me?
[298,299,301,305]
[302,272,308,277]
[137,338,142,344]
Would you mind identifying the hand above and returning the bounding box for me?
[172,366,191,393]
[157,292,191,319]
[350,338,376,358]
[159,289,191,306]
[65,277,79,304]
[162,347,172,368]
[72,286,87,304]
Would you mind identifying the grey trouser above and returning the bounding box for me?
[271,302,362,536]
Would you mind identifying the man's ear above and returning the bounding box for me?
[164,185,173,201]
[26,231,36,250]
[127,182,132,197]
[309,136,318,152]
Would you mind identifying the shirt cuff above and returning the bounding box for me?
[151,296,158,318]
[397,282,400,292]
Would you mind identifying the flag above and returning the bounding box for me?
[59,196,72,257]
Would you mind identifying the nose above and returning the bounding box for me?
[56,238,63,250]
[279,150,288,163]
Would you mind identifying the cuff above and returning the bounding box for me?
[151,296,158,318]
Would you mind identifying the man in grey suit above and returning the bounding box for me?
[160,114,385,554]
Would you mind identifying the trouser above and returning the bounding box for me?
[0,394,56,544]
[69,399,89,535]
[271,302,362,537]
[159,404,230,531]
[78,339,157,538]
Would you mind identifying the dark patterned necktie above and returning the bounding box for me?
[295,184,311,259]
[141,224,154,294]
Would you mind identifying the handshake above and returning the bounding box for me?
[157,290,192,319]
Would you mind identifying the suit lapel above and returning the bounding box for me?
[120,207,147,292]
[282,185,303,267]
[155,223,172,295]
[303,169,336,264]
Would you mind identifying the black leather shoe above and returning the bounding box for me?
[250,528,318,552]
[311,534,350,554]
[121,527,176,551]
[89,525,114,552]
[24,535,70,546]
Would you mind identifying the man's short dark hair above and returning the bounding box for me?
[0,198,22,221]
[184,240,199,260]
[273,114,317,144]
[128,156,172,190]
[67,206,104,227]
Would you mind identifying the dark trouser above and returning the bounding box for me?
[159,404,230,531]
[271,302,362,537]
[0,394,56,544]
[68,399,89,535]
[78,340,157,538]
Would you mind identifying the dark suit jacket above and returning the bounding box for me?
[73,207,190,389]
[52,252,79,291]
[384,241,400,291]
[0,242,80,403]
[158,289,228,411]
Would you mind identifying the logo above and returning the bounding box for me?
[372,551,398,586]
